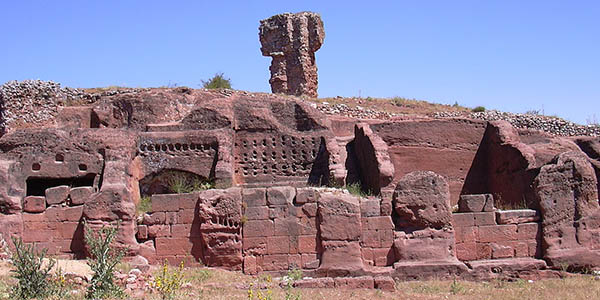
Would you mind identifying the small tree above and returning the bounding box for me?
[84,221,126,299]
[201,73,232,89]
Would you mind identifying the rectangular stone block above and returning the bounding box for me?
[473,212,496,226]
[243,237,267,255]
[45,185,69,205]
[23,196,46,213]
[458,194,494,212]
[171,224,193,237]
[374,276,396,292]
[155,237,193,256]
[151,194,180,212]
[177,209,195,224]
[528,240,542,257]
[267,236,290,254]
[143,212,166,225]
[320,214,361,241]
[245,206,269,220]
[334,276,374,289]
[22,230,53,243]
[243,256,258,275]
[262,254,288,271]
[63,206,83,222]
[455,242,478,261]
[380,229,394,248]
[69,187,93,206]
[288,254,301,269]
[373,248,394,266]
[148,225,171,238]
[296,188,318,204]
[517,223,542,240]
[57,222,82,239]
[490,242,514,259]
[267,186,295,206]
[478,225,517,242]
[361,199,380,217]
[361,230,380,248]
[243,188,266,207]
[298,235,317,254]
[455,226,478,243]
[243,220,274,237]
[496,209,540,225]
[166,212,178,225]
[452,213,475,227]
[301,253,319,269]
[294,278,334,288]
[364,216,394,230]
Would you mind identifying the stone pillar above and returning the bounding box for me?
[259,12,325,98]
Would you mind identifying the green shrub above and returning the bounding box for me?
[472,106,486,113]
[137,195,152,216]
[201,73,232,89]
[345,182,372,197]
[84,221,125,299]
[167,172,214,194]
[9,237,56,299]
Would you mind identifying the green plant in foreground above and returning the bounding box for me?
[167,172,215,194]
[450,278,465,295]
[9,237,56,299]
[284,268,303,300]
[152,261,186,300]
[84,221,125,299]
[201,72,232,89]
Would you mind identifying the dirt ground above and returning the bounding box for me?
[2,259,600,300]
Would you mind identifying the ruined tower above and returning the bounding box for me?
[259,12,325,98]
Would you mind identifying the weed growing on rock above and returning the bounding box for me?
[152,260,187,300]
[84,221,125,299]
[283,268,303,300]
[137,196,152,216]
[450,278,465,295]
[472,106,486,113]
[9,237,56,299]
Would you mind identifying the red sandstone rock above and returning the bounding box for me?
[45,185,69,205]
[458,194,494,212]
[23,196,45,213]
[259,12,325,98]
[496,209,540,224]
[534,151,600,268]
[394,171,452,229]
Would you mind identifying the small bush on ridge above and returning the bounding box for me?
[201,73,232,89]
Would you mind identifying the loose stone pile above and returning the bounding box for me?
[316,102,398,120]
[0,80,147,132]
[434,110,600,137]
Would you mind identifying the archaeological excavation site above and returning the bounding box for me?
[1,12,600,291]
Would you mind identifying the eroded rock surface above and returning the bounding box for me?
[259,12,325,98]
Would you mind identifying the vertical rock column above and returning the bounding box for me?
[259,12,325,98]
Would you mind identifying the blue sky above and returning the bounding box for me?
[1,1,598,124]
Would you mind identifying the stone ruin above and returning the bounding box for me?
[0,12,599,289]
[259,12,324,98]
[0,84,599,287]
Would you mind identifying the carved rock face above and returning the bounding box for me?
[197,188,243,269]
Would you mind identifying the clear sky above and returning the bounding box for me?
[1,1,598,124]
